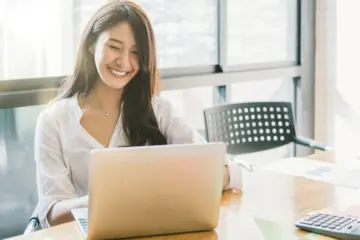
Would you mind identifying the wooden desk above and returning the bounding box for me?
[10,151,360,240]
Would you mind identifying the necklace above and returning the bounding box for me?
[79,94,113,119]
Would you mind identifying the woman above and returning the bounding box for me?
[35,0,242,228]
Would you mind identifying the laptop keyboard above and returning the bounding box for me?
[78,217,88,234]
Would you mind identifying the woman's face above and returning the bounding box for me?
[92,22,140,90]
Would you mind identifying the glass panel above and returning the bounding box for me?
[229,78,295,164]
[1,0,217,80]
[74,0,103,45]
[0,105,44,238]
[76,0,218,68]
[0,0,74,80]
[230,78,294,103]
[227,0,298,65]
[160,87,214,134]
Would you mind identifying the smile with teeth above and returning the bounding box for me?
[110,68,128,77]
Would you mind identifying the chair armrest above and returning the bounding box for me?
[227,154,254,172]
[24,216,40,234]
[293,136,332,151]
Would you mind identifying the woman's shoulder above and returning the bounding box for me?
[151,95,174,116]
[38,96,77,125]
[152,95,171,108]
[151,95,185,121]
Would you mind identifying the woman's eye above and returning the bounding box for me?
[131,50,138,55]
[108,45,120,51]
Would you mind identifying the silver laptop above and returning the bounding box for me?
[72,142,226,240]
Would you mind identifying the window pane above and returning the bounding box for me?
[74,0,103,44]
[76,0,218,68]
[1,0,217,81]
[0,0,74,80]
[230,78,294,103]
[160,87,214,133]
[227,0,298,65]
[0,105,44,238]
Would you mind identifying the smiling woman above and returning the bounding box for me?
[33,0,240,229]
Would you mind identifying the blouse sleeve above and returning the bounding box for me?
[34,110,77,228]
[153,96,242,190]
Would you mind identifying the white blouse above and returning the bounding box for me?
[34,94,243,228]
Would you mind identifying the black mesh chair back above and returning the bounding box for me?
[204,102,296,155]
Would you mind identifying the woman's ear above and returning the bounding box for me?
[89,45,95,55]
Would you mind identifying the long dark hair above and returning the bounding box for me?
[59,0,167,146]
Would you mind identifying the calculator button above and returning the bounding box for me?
[340,224,348,229]
[300,220,313,225]
[344,220,352,225]
[309,216,320,221]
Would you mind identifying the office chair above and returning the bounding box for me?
[23,206,41,234]
[203,102,331,170]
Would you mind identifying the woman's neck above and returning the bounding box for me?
[83,81,123,112]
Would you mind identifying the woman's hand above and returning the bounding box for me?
[223,165,230,190]
[79,195,89,208]
[47,195,89,227]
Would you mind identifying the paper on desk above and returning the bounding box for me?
[253,217,300,240]
[261,157,360,189]
[253,217,321,240]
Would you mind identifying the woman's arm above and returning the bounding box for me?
[47,196,88,226]
[35,110,87,227]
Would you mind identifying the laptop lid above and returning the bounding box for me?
[87,142,225,240]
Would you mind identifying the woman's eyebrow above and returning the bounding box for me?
[109,38,137,48]
[109,38,124,44]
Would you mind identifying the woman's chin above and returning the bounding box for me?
[112,79,132,89]
[100,75,130,90]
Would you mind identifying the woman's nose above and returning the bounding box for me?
[116,53,130,68]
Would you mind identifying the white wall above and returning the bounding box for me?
[316,0,360,156]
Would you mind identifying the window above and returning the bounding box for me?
[0,0,217,81]
[76,0,218,68]
[74,0,103,45]
[0,105,44,237]
[160,87,214,133]
[230,78,294,103]
[0,0,74,80]
[227,0,298,65]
